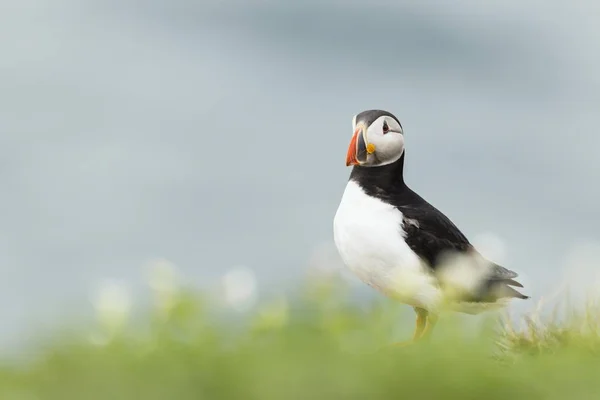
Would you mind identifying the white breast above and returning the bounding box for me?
[333,180,442,311]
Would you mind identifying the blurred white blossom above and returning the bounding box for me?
[145,258,181,316]
[221,265,257,312]
[146,258,180,293]
[92,280,132,335]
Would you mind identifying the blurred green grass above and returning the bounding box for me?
[1,273,599,400]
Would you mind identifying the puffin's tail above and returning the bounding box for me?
[483,265,529,301]
[486,278,529,300]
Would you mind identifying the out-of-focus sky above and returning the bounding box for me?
[2,0,600,348]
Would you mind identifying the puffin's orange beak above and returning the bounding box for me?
[346,128,361,166]
[345,126,368,166]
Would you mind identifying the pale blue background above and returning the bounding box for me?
[2,0,600,348]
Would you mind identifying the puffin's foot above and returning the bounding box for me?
[380,307,438,350]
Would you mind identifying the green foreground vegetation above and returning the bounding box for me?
[1,275,599,400]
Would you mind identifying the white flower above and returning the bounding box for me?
[146,258,180,294]
[221,265,258,312]
[144,258,181,316]
[92,280,132,334]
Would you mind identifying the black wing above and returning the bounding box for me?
[399,201,472,269]
[398,194,528,301]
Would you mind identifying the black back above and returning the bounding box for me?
[350,153,471,269]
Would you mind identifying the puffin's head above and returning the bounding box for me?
[346,109,404,167]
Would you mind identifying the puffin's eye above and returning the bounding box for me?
[382,121,389,134]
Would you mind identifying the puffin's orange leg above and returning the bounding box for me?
[388,307,429,348]
[420,312,438,340]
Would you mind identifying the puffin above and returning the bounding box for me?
[333,109,528,345]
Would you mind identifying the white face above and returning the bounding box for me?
[346,114,405,167]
